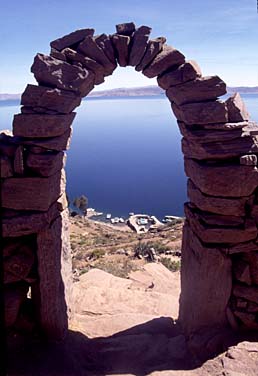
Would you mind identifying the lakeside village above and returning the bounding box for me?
[70,195,183,234]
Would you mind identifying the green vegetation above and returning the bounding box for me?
[160,258,181,272]
[133,241,170,258]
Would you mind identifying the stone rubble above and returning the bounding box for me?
[2,21,258,342]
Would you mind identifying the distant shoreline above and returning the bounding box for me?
[1,85,258,102]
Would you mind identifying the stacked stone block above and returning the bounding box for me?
[1,22,258,340]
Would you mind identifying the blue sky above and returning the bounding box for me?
[1,0,258,93]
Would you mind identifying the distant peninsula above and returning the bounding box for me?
[1,85,258,101]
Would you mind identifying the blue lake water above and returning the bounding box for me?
[1,94,258,219]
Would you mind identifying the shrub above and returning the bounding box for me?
[89,248,106,260]
[160,258,181,272]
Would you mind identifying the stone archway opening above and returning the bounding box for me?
[1,22,257,344]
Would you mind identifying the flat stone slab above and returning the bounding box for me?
[226,93,250,122]
[166,76,226,105]
[31,53,95,97]
[63,48,105,85]
[1,170,64,211]
[184,158,258,197]
[172,100,228,124]
[143,45,185,78]
[185,204,257,244]
[94,34,116,64]
[78,36,116,75]
[50,28,94,51]
[112,34,130,67]
[158,60,202,89]
[179,223,231,334]
[128,25,151,66]
[22,128,72,151]
[136,37,166,72]
[26,151,65,176]
[182,134,258,160]
[21,84,81,114]
[187,179,249,216]
[13,113,75,138]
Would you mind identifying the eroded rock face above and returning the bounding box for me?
[179,223,232,334]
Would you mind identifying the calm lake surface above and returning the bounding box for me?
[1,94,258,219]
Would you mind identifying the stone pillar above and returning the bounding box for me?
[35,209,72,339]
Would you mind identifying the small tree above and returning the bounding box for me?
[73,195,88,215]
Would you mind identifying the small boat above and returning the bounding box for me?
[129,212,134,216]
[106,213,111,219]
[119,218,125,223]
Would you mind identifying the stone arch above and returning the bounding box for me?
[1,22,257,340]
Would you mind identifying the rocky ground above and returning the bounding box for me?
[7,215,258,375]
[70,215,183,279]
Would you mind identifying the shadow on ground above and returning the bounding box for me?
[7,316,258,376]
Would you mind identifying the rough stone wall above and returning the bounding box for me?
[1,21,258,339]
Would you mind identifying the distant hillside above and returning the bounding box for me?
[88,86,163,97]
[226,86,258,94]
[1,85,258,101]
[0,93,21,101]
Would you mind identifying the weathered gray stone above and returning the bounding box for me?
[200,121,249,131]
[94,34,116,64]
[1,170,65,211]
[178,121,243,143]
[184,204,257,244]
[21,84,81,114]
[78,36,116,75]
[143,45,185,78]
[63,48,105,85]
[50,28,94,51]
[2,203,61,237]
[182,134,258,160]
[26,151,65,177]
[234,311,258,329]
[31,54,95,97]
[247,302,258,312]
[166,76,226,105]
[116,22,136,36]
[13,146,24,175]
[172,100,228,125]
[36,210,72,339]
[13,113,75,138]
[233,284,258,304]
[226,93,250,122]
[242,252,258,285]
[50,48,67,61]
[187,179,248,216]
[5,283,29,327]
[128,25,152,66]
[4,245,35,284]
[184,158,258,197]
[233,259,252,285]
[112,34,130,67]
[135,37,166,71]
[228,242,258,255]
[179,223,232,334]
[240,154,257,166]
[0,156,13,177]
[22,128,72,151]
[157,60,202,89]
